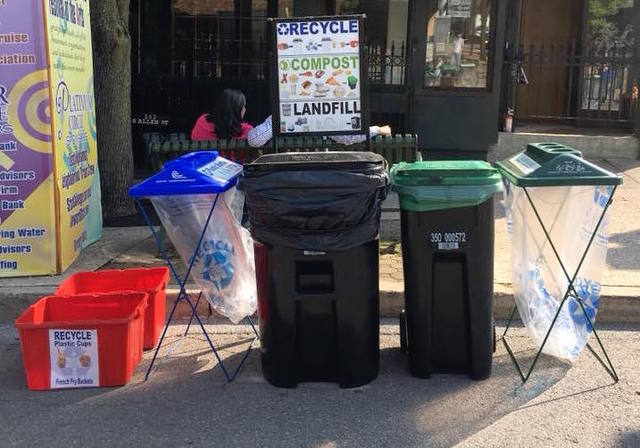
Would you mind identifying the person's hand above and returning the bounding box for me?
[379,125,392,136]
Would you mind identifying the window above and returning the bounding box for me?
[424,0,493,89]
[279,0,330,17]
[336,0,409,85]
[278,0,293,16]
[169,0,268,79]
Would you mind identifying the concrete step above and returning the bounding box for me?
[488,131,640,162]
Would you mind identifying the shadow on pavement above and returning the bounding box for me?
[617,431,640,448]
[607,228,640,271]
[95,338,567,447]
[1,328,571,448]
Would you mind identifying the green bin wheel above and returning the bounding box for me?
[493,319,496,354]
[399,310,408,354]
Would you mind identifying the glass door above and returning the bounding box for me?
[421,0,495,91]
[406,0,507,152]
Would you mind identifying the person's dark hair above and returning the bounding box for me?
[207,89,246,138]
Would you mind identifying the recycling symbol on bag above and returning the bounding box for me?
[568,277,600,332]
[200,239,235,291]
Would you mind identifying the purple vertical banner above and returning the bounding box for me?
[0,0,57,276]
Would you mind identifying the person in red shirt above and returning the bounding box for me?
[191,89,253,141]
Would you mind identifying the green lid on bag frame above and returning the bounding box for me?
[495,142,622,187]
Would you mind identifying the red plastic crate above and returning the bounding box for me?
[55,268,170,350]
[15,293,147,390]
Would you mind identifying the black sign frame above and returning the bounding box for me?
[270,15,370,137]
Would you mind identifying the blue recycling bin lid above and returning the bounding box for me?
[129,151,243,197]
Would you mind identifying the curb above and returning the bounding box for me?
[168,283,640,324]
[1,283,638,324]
[492,283,640,324]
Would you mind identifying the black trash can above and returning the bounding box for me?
[239,152,389,388]
[390,161,503,380]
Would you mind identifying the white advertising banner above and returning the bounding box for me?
[274,17,364,134]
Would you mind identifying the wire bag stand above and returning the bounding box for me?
[498,185,619,384]
[135,196,258,382]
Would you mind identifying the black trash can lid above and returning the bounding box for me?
[245,151,387,173]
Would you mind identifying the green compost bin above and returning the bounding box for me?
[390,160,503,380]
[390,160,503,210]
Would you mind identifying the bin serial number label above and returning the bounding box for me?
[429,232,466,250]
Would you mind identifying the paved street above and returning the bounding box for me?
[1,321,639,448]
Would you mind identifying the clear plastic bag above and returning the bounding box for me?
[223,187,245,225]
[504,182,613,361]
[150,188,257,323]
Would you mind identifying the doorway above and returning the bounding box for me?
[508,0,637,131]
[406,0,507,154]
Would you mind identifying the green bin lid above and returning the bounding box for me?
[495,142,622,187]
[390,160,503,211]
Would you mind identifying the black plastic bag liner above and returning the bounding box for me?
[238,152,390,251]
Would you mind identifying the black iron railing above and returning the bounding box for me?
[367,41,407,85]
[507,40,639,128]
[166,15,408,85]
[131,14,410,146]
[170,15,270,80]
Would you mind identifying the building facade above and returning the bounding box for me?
[130,0,639,165]
[506,0,639,130]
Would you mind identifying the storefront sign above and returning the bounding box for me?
[49,329,99,388]
[449,0,472,18]
[0,0,102,277]
[272,16,368,135]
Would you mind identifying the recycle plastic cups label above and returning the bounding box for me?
[274,17,363,134]
[49,329,99,389]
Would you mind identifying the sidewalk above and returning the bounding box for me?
[0,159,638,323]
[380,158,640,323]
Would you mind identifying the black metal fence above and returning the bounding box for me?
[131,15,410,163]
[367,41,408,86]
[165,15,408,85]
[508,40,639,129]
[169,16,270,80]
